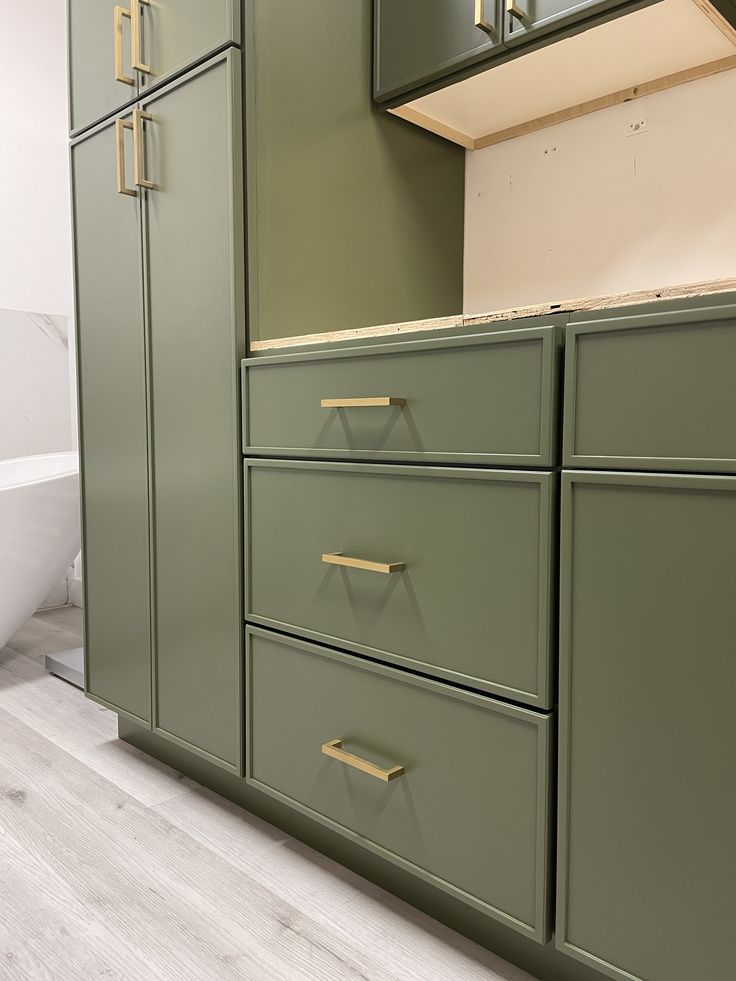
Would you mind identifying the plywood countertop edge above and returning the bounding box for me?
[248,278,736,351]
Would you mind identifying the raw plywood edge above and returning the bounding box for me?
[692,0,736,43]
[249,314,464,351]
[388,105,475,150]
[464,278,736,325]
[250,278,736,351]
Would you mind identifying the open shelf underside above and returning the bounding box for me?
[390,0,736,150]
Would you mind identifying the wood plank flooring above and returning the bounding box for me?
[0,609,537,981]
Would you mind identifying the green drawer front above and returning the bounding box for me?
[245,461,555,708]
[243,325,560,467]
[246,626,552,942]
[564,304,736,473]
[558,471,736,981]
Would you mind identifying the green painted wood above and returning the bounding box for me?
[72,114,152,725]
[245,461,555,708]
[246,626,552,942]
[503,0,630,45]
[564,304,736,473]
[68,0,139,135]
[141,52,245,772]
[119,714,612,981]
[374,0,505,102]
[558,471,736,981]
[243,323,561,467]
[137,0,239,96]
[244,0,464,343]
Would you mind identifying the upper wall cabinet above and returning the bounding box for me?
[68,0,239,135]
[374,0,505,102]
[376,0,736,151]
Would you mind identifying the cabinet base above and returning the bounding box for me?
[119,717,607,981]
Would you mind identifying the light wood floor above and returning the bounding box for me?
[0,608,538,981]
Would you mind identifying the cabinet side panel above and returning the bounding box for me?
[247,0,465,342]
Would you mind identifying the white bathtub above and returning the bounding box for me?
[0,452,81,651]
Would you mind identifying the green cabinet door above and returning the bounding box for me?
[140,52,244,772]
[136,0,239,97]
[72,114,152,724]
[68,0,138,134]
[503,0,626,45]
[558,471,736,981]
[374,0,505,102]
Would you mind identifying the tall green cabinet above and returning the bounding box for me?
[73,51,245,772]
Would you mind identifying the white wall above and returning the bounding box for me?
[464,69,736,314]
[0,2,73,317]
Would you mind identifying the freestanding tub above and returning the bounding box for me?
[0,451,81,651]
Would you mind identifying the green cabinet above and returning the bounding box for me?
[564,304,736,473]
[72,113,152,725]
[374,0,505,101]
[558,471,736,981]
[72,51,244,771]
[243,323,561,467]
[68,0,139,135]
[68,0,239,135]
[503,0,625,45]
[136,0,239,97]
[247,626,553,942]
[245,461,556,708]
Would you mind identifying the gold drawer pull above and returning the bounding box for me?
[114,6,135,85]
[320,397,406,408]
[131,0,152,74]
[507,0,526,20]
[475,0,497,36]
[115,118,137,196]
[322,552,405,575]
[133,109,154,189]
[322,739,404,782]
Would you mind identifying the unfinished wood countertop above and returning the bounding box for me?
[248,277,736,352]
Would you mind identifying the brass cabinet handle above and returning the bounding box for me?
[321,739,404,782]
[322,552,406,575]
[115,118,137,196]
[114,6,135,85]
[131,0,152,74]
[507,0,527,20]
[133,109,154,189]
[320,397,406,408]
[475,0,498,37]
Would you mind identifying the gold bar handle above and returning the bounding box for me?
[475,0,498,37]
[114,6,135,85]
[115,118,137,196]
[133,109,154,189]
[322,739,404,782]
[322,552,405,575]
[507,0,527,20]
[132,0,152,74]
[320,397,406,408]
